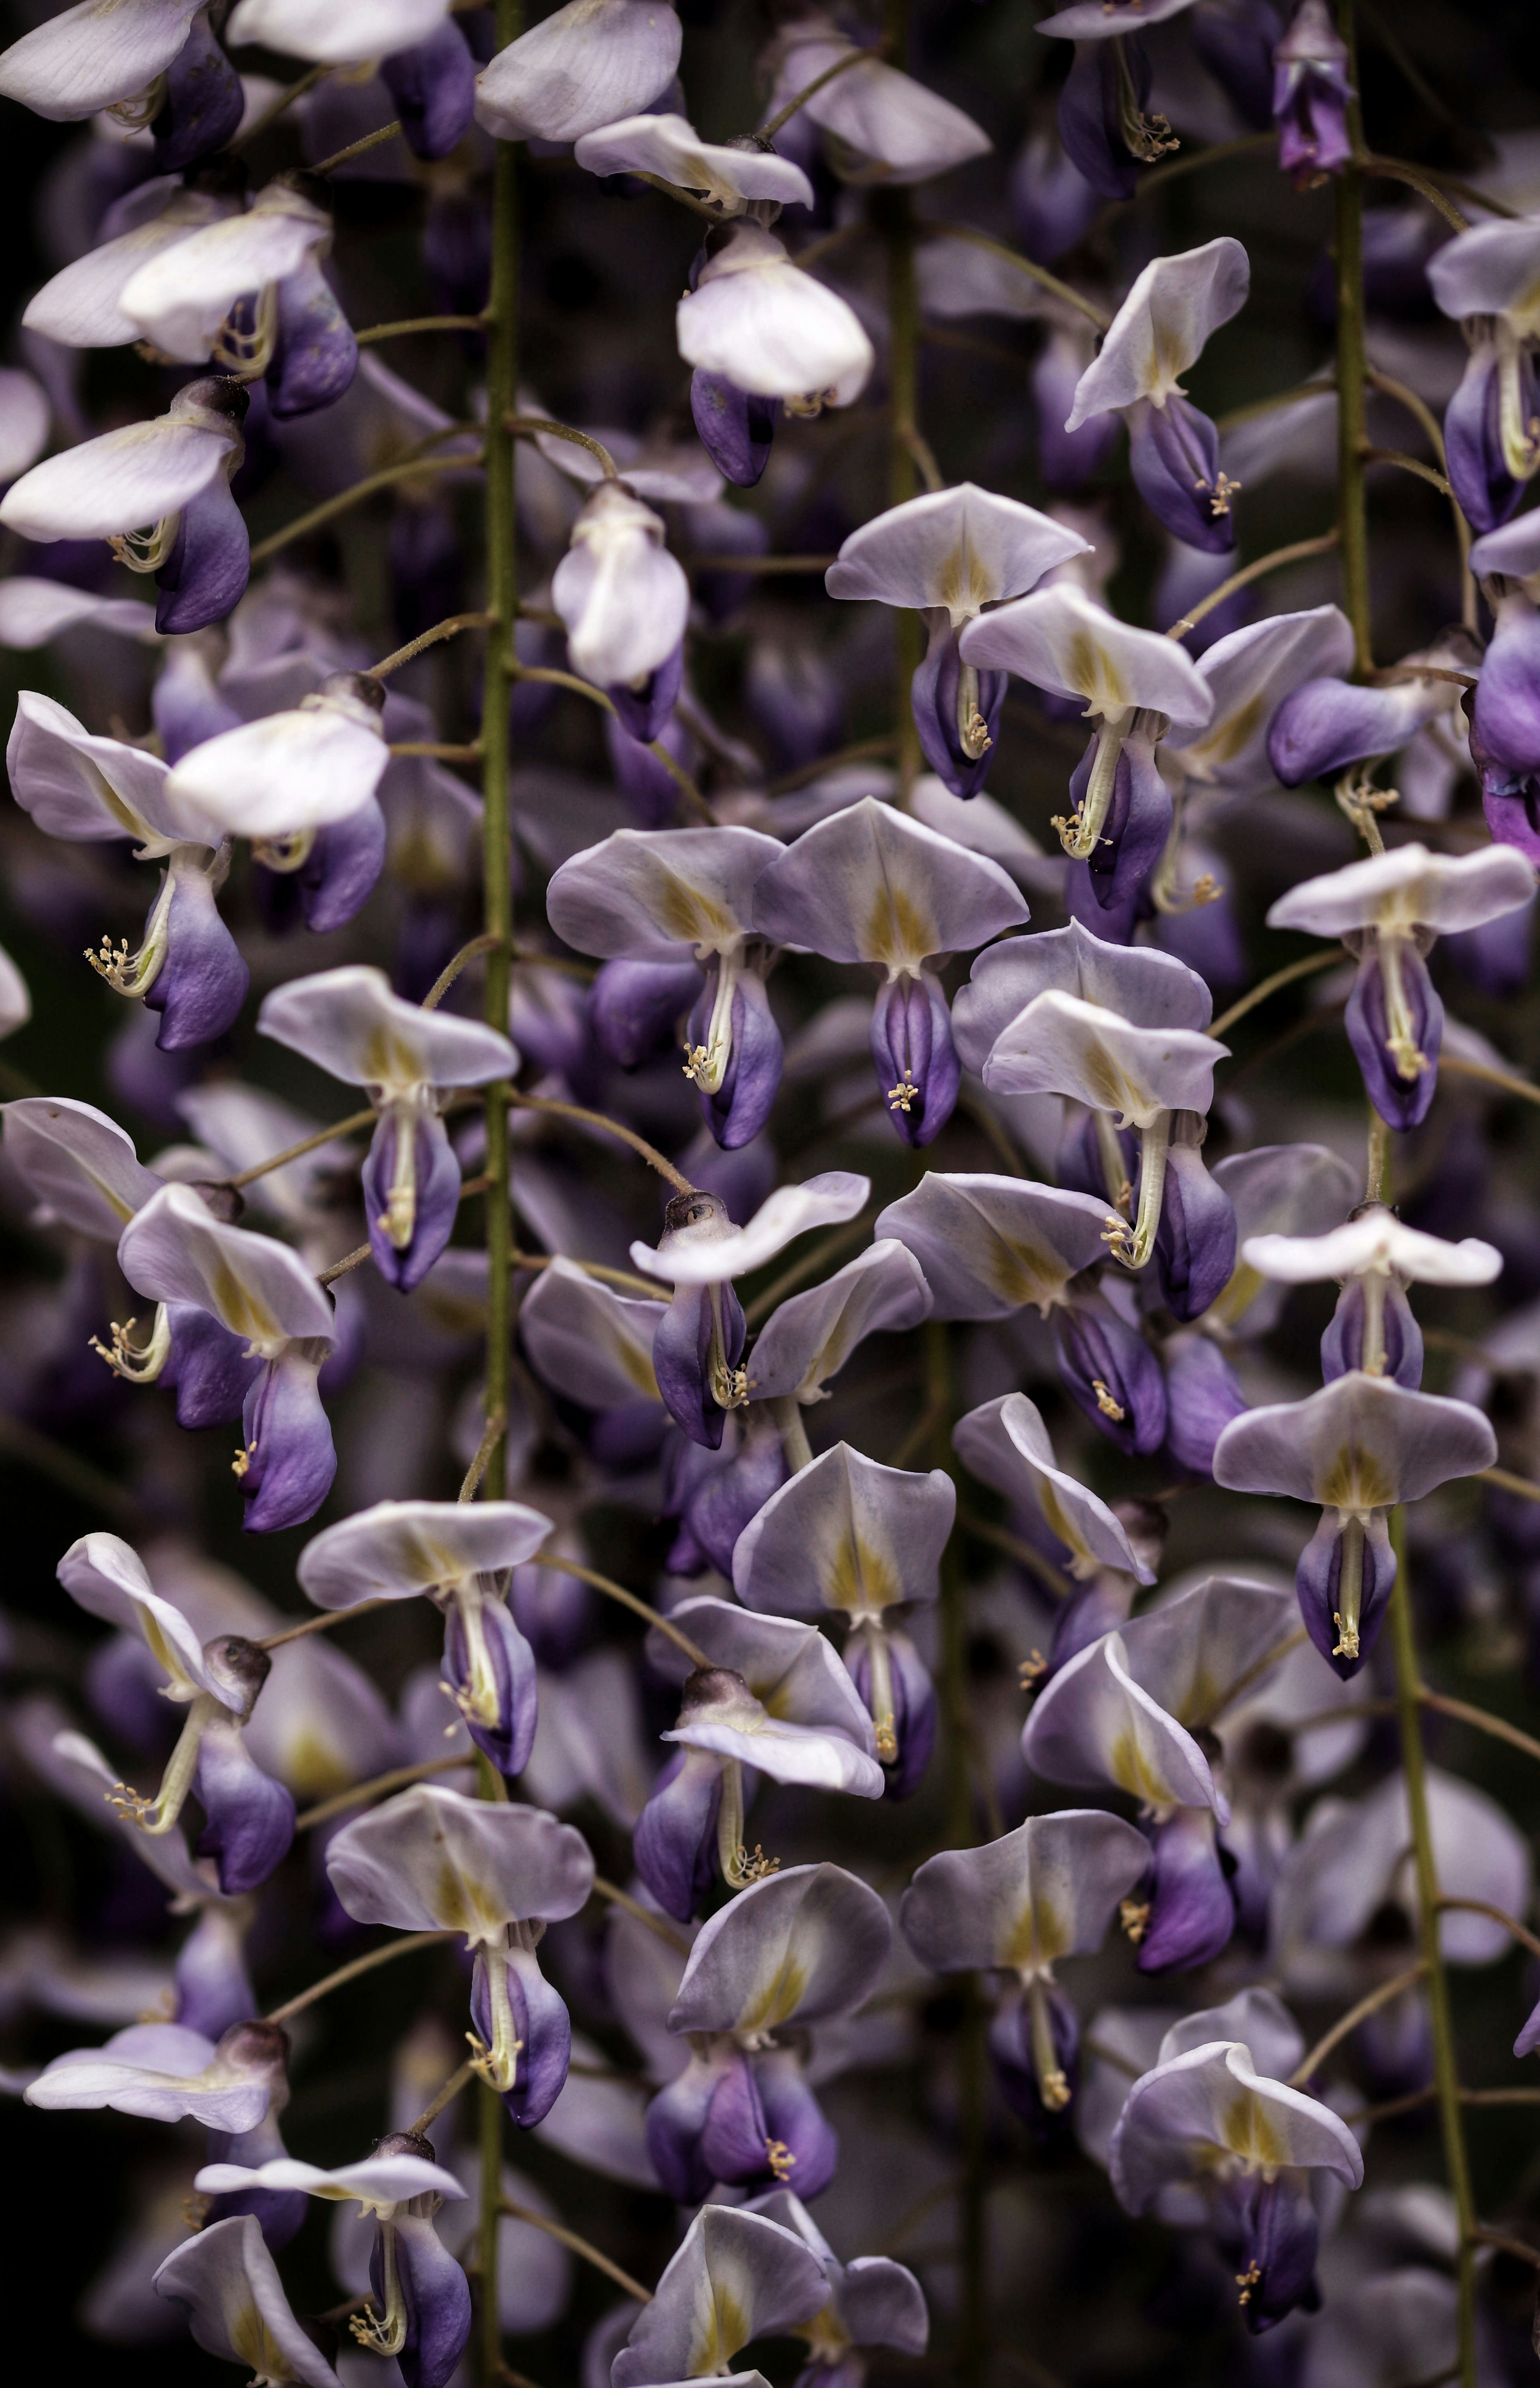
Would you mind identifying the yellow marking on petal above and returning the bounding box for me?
[208,1256,281,1347]
[1107,1726,1174,1807]
[362,1025,427,1091]
[691,2283,751,2377]
[980,1231,1064,1307]
[231,2301,293,2382]
[651,864,737,947]
[1035,1478,1091,1568]
[1065,629,1128,715]
[1002,1894,1068,1972]
[862,879,933,971]
[735,1947,809,2035]
[1320,1445,1394,1511]
[827,1526,901,1616]
[1184,690,1265,771]
[1220,2085,1289,2173]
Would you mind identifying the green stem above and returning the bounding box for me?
[875,59,921,803]
[928,1319,985,2385]
[479,24,521,2386]
[479,2078,504,2387]
[1388,1507,1477,2388]
[1334,3,1373,673]
[481,9,520,1516]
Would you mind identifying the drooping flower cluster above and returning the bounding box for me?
[3,3,1540,2386]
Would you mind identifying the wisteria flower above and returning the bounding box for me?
[298,1498,552,1773]
[1429,213,1540,530]
[114,1183,339,1531]
[1063,239,1250,550]
[154,2211,341,2387]
[953,1393,1157,1584]
[549,824,783,1148]
[1266,842,1535,1128]
[733,1443,954,1790]
[903,1809,1150,2124]
[474,0,682,143]
[259,965,515,1290]
[6,690,246,1048]
[760,15,990,185]
[1109,2038,1362,2331]
[961,585,1214,910]
[677,224,875,481]
[636,1596,883,1917]
[1241,1204,1502,1388]
[0,374,250,633]
[1214,1372,1497,1674]
[824,487,1091,796]
[612,2201,829,2388]
[326,1784,593,2123]
[753,796,1027,1144]
[628,1173,869,1447]
[645,1861,890,2200]
[55,1530,295,1892]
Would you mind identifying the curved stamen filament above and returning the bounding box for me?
[109,516,180,575]
[682,949,741,1094]
[90,1303,174,1385]
[351,2221,408,2356]
[377,1102,419,1251]
[252,829,318,876]
[1026,1974,1071,2112]
[213,282,280,381]
[707,1284,749,1409]
[1053,715,1128,861]
[1104,1110,1172,1272]
[715,1758,780,1889]
[860,1622,898,1762]
[956,658,992,761]
[1332,1515,1366,1662]
[1497,321,1540,483]
[447,1584,500,1730]
[468,1940,524,2092]
[107,1692,217,1836]
[1377,931,1430,1082]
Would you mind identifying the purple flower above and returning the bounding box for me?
[152,9,243,173]
[1272,0,1354,190]
[380,17,477,159]
[691,368,778,487]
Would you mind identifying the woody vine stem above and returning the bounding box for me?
[480,3,523,2377]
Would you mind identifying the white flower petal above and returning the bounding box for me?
[120,185,330,366]
[902,1809,1151,1974]
[153,2215,341,2388]
[0,368,50,481]
[1267,841,1537,939]
[550,478,690,689]
[518,1255,664,1408]
[0,0,199,122]
[193,2152,464,2209]
[118,1183,335,1351]
[953,1393,1153,1581]
[574,113,813,209]
[764,21,990,184]
[631,1171,869,1286]
[0,406,232,543]
[1242,1211,1502,1289]
[547,822,781,960]
[226,0,451,65]
[1429,215,1540,332]
[960,583,1214,726]
[744,1238,931,1403]
[7,690,222,849]
[3,1095,161,1238]
[23,192,235,349]
[475,0,681,143]
[753,794,1027,968]
[826,483,1090,621]
[1023,1630,1225,1817]
[258,964,516,1093]
[1065,238,1250,427]
[678,223,874,405]
[1167,605,1356,787]
[166,687,391,838]
[0,944,29,1040]
[0,578,159,647]
[873,1171,1114,1319]
[297,1498,553,1610]
[324,1782,594,1942]
[57,1530,218,1698]
[983,989,1225,1126]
